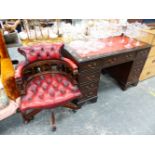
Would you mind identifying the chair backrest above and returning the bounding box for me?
[18,43,63,63]
[16,43,76,95]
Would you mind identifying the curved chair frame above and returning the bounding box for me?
[15,58,81,131]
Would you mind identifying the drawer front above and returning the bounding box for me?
[102,52,136,68]
[148,46,155,57]
[79,82,99,99]
[79,51,139,72]
[140,67,155,81]
[128,66,144,83]
[79,89,98,101]
[79,60,102,72]
[127,51,149,83]
[143,56,155,68]
[78,71,100,84]
[136,48,150,59]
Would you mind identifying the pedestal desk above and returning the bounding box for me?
[62,36,151,105]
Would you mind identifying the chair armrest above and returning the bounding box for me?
[15,61,27,79]
[61,57,78,75]
[1,58,19,100]
[15,61,27,95]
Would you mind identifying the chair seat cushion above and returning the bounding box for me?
[20,74,81,112]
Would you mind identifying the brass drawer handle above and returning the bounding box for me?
[108,58,117,63]
[88,62,97,67]
[82,83,97,90]
[87,76,92,80]
[87,75,96,80]
[126,54,133,58]
[86,92,94,97]
[85,84,95,89]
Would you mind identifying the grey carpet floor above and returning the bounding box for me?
[0,47,155,135]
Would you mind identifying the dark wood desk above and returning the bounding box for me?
[62,36,151,105]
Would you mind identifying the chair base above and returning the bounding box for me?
[51,111,56,131]
[21,102,81,131]
[22,109,42,124]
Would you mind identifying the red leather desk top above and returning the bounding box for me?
[65,36,147,62]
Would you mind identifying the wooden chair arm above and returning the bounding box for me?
[61,57,78,75]
[15,61,27,79]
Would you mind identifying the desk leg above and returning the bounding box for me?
[104,62,133,90]
[127,50,150,88]
[77,79,100,106]
[90,97,98,103]
[132,82,138,87]
[77,96,98,106]
[121,85,128,91]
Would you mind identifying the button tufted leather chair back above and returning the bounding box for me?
[18,43,63,63]
[15,43,78,96]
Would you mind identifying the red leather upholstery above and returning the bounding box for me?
[20,73,81,112]
[69,36,145,58]
[16,43,81,114]
[61,57,78,70]
[15,61,27,78]
[18,43,63,63]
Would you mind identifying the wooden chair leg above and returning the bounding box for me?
[21,109,42,124]
[63,102,81,110]
[27,109,42,119]
[21,112,31,124]
[51,111,56,131]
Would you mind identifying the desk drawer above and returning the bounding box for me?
[140,67,155,81]
[79,82,99,98]
[143,56,155,69]
[79,60,102,72]
[102,52,136,68]
[78,71,100,84]
[148,46,155,57]
[79,89,98,101]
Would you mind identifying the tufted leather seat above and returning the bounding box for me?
[20,73,81,112]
